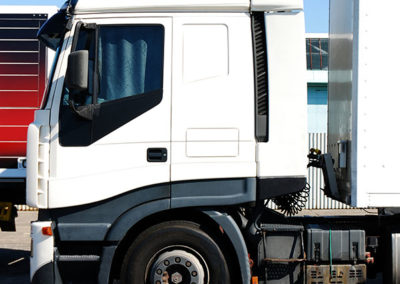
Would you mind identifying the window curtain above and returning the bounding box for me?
[97,26,163,103]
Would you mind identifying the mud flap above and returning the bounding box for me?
[0,203,17,231]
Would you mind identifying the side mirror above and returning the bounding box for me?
[66,50,89,91]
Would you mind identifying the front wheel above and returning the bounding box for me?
[120,221,231,284]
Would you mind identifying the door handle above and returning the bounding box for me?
[147,148,167,162]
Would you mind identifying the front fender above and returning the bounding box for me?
[202,210,250,284]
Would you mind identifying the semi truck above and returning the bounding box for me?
[28,0,400,283]
[0,6,56,230]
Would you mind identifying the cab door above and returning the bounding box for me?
[47,17,172,208]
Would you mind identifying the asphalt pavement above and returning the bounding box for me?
[0,211,36,284]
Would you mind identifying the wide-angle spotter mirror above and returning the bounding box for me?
[37,10,69,50]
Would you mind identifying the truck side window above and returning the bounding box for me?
[97,25,164,103]
[59,24,165,146]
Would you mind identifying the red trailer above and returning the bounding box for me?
[0,6,56,230]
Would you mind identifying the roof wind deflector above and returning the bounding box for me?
[251,0,304,12]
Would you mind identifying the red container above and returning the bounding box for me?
[0,13,48,168]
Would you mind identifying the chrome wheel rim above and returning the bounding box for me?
[148,247,209,284]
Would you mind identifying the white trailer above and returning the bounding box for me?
[328,0,400,208]
[27,0,400,283]
[311,0,400,282]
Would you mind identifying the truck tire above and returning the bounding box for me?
[120,220,231,284]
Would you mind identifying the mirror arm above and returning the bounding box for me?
[68,99,98,121]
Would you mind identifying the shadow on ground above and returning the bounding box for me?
[0,248,29,284]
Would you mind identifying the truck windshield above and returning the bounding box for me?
[40,46,62,109]
[37,8,69,108]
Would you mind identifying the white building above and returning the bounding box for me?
[306,33,328,133]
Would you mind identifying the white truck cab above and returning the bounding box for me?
[27,0,307,210]
[29,1,308,283]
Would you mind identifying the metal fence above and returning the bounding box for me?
[268,133,351,210]
[307,133,350,209]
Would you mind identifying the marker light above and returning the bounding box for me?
[42,226,53,236]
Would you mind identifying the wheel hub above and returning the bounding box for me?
[171,272,182,283]
[150,249,206,284]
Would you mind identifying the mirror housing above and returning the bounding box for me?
[37,10,69,50]
[66,50,89,92]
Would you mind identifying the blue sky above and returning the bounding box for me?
[0,0,329,33]
[0,0,65,6]
[304,0,329,33]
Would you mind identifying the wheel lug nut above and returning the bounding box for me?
[164,260,170,266]
[192,271,197,277]
[185,261,191,267]
[175,257,181,263]
[156,269,162,275]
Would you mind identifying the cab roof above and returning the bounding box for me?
[72,0,303,14]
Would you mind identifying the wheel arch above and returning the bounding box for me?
[106,206,248,284]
